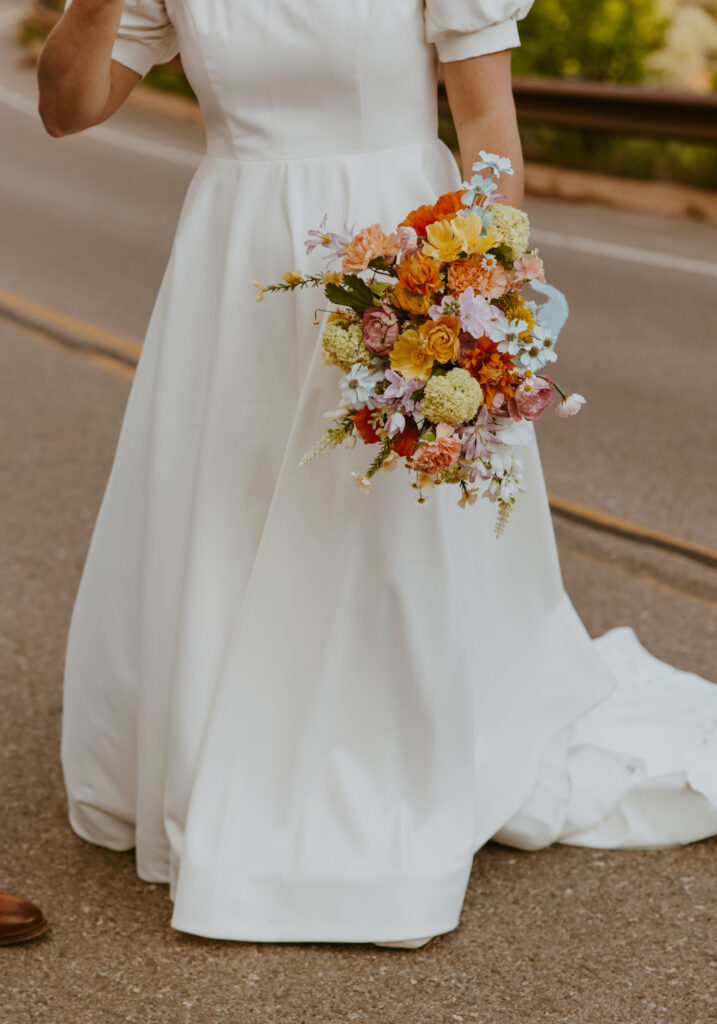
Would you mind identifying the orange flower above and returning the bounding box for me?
[411,436,462,474]
[447,258,512,299]
[342,224,399,273]
[391,287,434,316]
[399,190,465,235]
[418,316,461,363]
[390,253,443,316]
[396,253,443,294]
[352,406,382,444]
[461,349,518,407]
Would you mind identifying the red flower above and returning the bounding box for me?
[352,406,382,444]
[392,419,420,458]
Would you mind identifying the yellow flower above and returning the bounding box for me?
[484,203,531,260]
[389,329,435,382]
[422,218,463,263]
[418,316,461,363]
[421,367,483,425]
[323,271,343,285]
[451,212,498,256]
[282,271,304,285]
[252,279,265,302]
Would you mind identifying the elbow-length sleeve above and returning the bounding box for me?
[425,0,535,62]
[64,0,178,79]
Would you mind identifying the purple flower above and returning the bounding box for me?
[377,369,423,414]
[457,287,496,339]
[428,294,461,320]
[304,214,356,265]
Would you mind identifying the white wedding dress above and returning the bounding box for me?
[61,0,717,943]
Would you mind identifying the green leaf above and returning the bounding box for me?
[324,281,374,313]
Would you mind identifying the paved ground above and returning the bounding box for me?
[1,6,716,1021]
[1,315,716,1024]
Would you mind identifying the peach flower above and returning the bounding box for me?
[411,431,462,474]
[342,223,399,273]
[448,258,512,300]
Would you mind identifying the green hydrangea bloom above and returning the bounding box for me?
[321,321,372,372]
[485,203,531,260]
[421,368,483,426]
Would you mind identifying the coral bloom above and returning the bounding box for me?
[389,329,435,382]
[352,406,382,444]
[399,190,465,235]
[342,223,399,273]
[448,257,512,300]
[392,419,420,458]
[411,436,462,474]
[419,315,461,363]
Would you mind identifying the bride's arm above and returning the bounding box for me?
[442,49,524,208]
[37,0,140,137]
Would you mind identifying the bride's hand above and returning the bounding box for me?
[37,0,141,137]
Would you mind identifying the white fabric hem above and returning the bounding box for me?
[435,19,520,62]
[111,37,160,79]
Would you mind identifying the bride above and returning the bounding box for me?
[38,0,717,947]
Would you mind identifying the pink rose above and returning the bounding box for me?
[512,376,555,420]
[555,393,586,418]
[396,226,418,261]
[362,304,399,354]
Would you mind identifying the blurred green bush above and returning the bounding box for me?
[513,0,669,83]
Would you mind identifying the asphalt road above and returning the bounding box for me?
[1,7,716,1022]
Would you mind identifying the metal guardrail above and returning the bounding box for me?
[439,76,717,146]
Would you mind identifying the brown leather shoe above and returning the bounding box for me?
[0,891,48,945]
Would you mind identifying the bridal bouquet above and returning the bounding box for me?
[255,151,584,535]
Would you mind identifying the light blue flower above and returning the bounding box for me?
[493,318,529,356]
[459,177,499,210]
[473,151,514,177]
[517,326,558,372]
[340,363,384,406]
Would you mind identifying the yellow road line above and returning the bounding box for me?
[549,495,717,569]
[3,289,716,569]
[0,287,141,364]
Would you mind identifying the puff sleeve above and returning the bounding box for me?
[64,0,179,78]
[425,0,535,62]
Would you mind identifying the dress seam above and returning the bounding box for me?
[203,136,445,165]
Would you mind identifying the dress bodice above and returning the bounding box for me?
[169,0,439,161]
[106,0,535,162]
